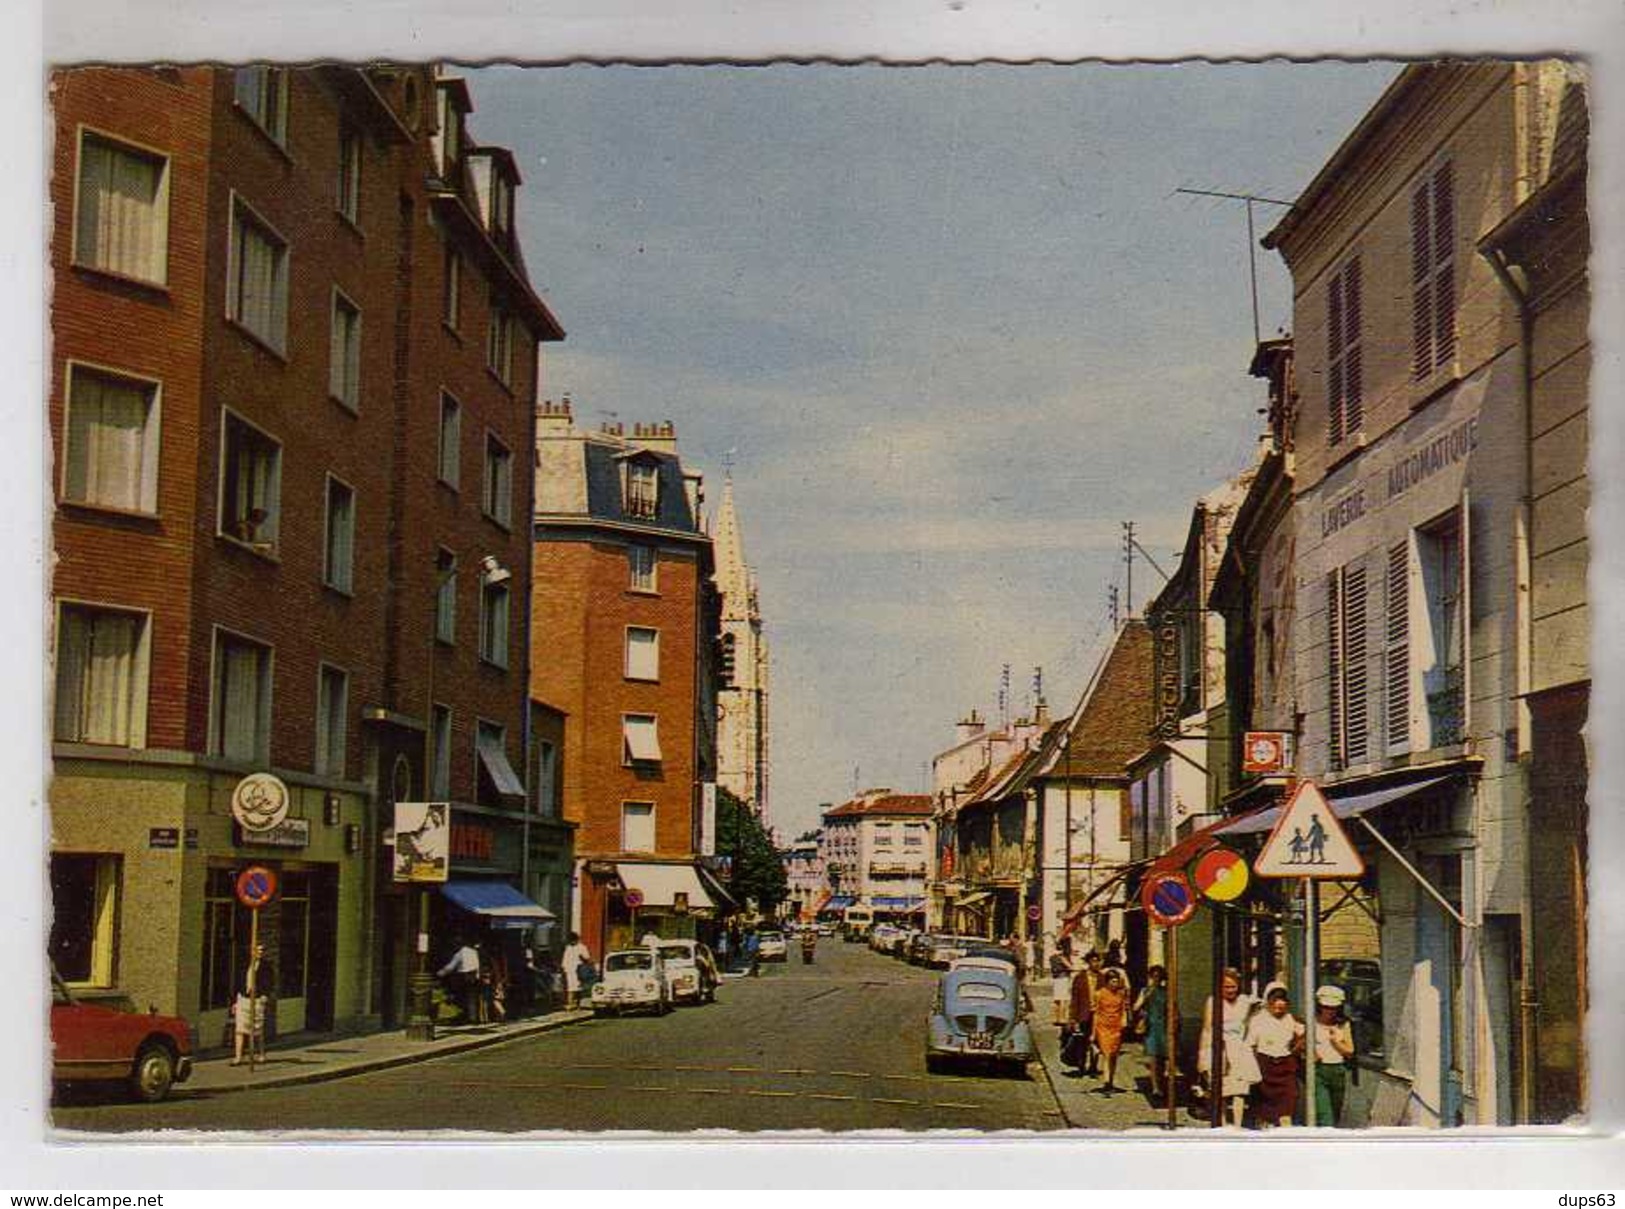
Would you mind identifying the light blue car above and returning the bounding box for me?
[926,964,1035,1076]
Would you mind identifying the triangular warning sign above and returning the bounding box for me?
[1254,780,1365,879]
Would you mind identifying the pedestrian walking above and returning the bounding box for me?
[1092,967,1130,1093]
[744,929,762,977]
[1134,964,1172,1100]
[561,932,594,1010]
[1312,984,1356,1126]
[1065,951,1102,1075]
[1245,982,1305,1127]
[1198,967,1262,1127]
[1048,938,1075,1026]
[1103,939,1133,1028]
[716,931,731,973]
[436,936,482,1023]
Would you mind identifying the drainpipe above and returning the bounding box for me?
[1481,236,1537,1127]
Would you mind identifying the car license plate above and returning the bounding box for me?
[968,1033,994,1051]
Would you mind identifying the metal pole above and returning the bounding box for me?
[1304,877,1318,1126]
[1166,924,1178,1131]
[1209,913,1224,1128]
[1246,198,1261,346]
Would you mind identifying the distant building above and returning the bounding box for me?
[820,791,933,922]
[781,835,824,921]
[713,478,771,825]
[529,406,729,958]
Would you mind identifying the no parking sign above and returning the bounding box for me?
[1141,871,1197,927]
[234,864,278,910]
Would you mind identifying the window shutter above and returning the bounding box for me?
[1431,161,1456,370]
[1327,569,1343,769]
[1326,275,1345,446]
[1343,565,1370,763]
[1343,257,1363,435]
[1385,541,1411,750]
[1410,181,1434,380]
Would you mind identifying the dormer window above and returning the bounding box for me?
[623,459,659,520]
[434,83,463,181]
[490,172,513,245]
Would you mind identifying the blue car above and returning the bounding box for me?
[926,964,1035,1075]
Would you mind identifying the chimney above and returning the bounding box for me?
[1034,697,1050,726]
[635,419,679,455]
[955,708,986,744]
[536,396,574,436]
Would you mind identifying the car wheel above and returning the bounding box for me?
[129,1042,177,1103]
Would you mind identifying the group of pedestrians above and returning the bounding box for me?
[1197,966,1357,1128]
[1052,938,1139,1095]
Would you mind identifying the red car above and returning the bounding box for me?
[51,971,194,1102]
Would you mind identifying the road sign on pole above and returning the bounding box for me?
[1253,780,1364,879]
[234,864,278,909]
[1141,871,1197,927]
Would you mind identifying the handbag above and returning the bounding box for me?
[1061,1027,1090,1069]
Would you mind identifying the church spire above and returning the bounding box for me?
[714,475,753,620]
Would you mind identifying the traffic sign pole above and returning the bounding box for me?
[1165,923,1178,1132]
[1304,877,1318,1127]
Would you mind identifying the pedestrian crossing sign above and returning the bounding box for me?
[1253,780,1365,879]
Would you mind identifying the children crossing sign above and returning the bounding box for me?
[1254,780,1365,878]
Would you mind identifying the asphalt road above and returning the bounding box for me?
[52,940,1067,1134]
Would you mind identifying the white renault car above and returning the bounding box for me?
[658,939,719,1005]
[590,949,671,1015]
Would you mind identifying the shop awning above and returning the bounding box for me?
[954,890,993,910]
[1214,774,1456,836]
[476,730,526,799]
[616,861,716,913]
[441,880,555,928]
[823,895,856,911]
[872,896,926,911]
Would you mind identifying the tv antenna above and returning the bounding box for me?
[1174,188,1295,344]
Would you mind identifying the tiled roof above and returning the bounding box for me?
[823,793,934,820]
[1050,620,1156,778]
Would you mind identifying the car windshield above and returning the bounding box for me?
[606,952,654,972]
[954,981,1009,1002]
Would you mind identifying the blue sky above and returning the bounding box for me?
[465,62,1401,838]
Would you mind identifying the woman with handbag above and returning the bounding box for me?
[561,932,594,1010]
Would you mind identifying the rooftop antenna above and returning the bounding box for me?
[1123,519,1173,618]
[1108,583,1120,630]
[999,663,1011,728]
[722,446,737,479]
[1173,188,1296,345]
[1032,666,1044,713]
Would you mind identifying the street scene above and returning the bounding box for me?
[43,56,1592,1136]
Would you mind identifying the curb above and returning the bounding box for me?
[178,1011,595,1099]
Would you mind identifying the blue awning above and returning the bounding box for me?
[441,880,555,928]
[873,896,926,911]
[1215,775,1457,837]
[823,895,855,911]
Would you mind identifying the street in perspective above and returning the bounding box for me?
[43,56,1592,1134]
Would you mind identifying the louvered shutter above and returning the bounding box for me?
[1327,569,1344,769]
[1431,162,1456,370]
[1343,565,1371,763]
[1343,257,1363,434]
[1411,182,1434,379]
[1326,274,1346,446]
[1385,541,1411,750]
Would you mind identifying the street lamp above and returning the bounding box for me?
[405,551,510,1042]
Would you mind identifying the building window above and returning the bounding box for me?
[626,627,660,681]
[623,460,659,520]
[1418,507,1466,747]
[1384,540,1412,753]
[336,128,362,224]
[62,363,161,514]
[486,301,514,386]
[438,392,461,488]
[489,172,514,245]
[1326,256,1363,446]
[234,66,288,144]
[323,476,356,594]
[443,249,461,330]
[54,603,149,747]
[435,85,461,179]
[1411,161,1457,381]
[628,545,657,592]
[277,871,311,999]
[228,198,289,354]
[483,433,513,527]
[201,867,249,1010]
[535,740,557,818]
[50,854,120,986]
[621,802,655,853]
[315,663,348,777]
[1326,563,1371,770]
[719,632,737,687]
[329,291,362,411]
[73,130,169,285]
[623,714,662,765]
[430,704,453,798]
[435,546,457,645]
[479,580,510,668]
[219,409,282,552]
[211,629,272,763]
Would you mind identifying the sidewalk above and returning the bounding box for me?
[1027,981,1200,1131]
[181,1008,593,1098]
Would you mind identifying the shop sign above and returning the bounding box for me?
[239,817,310,849]
[1151,612,1183,738]
[185,827,200,849]
[393,802,449,883]
[584,859,618,878]
[1242,731,1291,775]
[231,772,291,833]
[700,782,717,856]
[148,827,180,850]
[1319,414,1480,539]
[450,819,494,861]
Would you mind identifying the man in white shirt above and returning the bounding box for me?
[437,938,481,1021]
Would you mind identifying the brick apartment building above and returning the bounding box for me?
[47,64,562,1042]
[530,405,727,959]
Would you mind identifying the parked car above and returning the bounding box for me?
[757,931,788,962]
[842,907,874,940]
[816,922,837,937]
[51,970,194,1103]
[657,940,719,1005]
[926,963,1035,1075]
[907,931,941,966]
[924,935,983,969]
[869,923,900,953]
[590,950,671,1015]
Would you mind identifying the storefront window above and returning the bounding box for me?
[201,867,249,1010]
[278,871,311,999]
[49,854,119,985]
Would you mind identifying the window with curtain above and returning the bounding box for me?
[625,627,659,681]
[622,714,662,765]
[74,132,169,285]
[63,364,160,513]
[1419,508,1466,747]
[323,476,355,593]
[628,545,657,592]
[49,854,121,986]
[220,410,281,549]
[438,393,461,487]
[483,434,512,527]
[621,802,655,852]
[479,581,510,667]
[54,604,146,747]
[624,461,659,519]
[212,630,271,762]
[315,664,348,777]
[228,201,289,353]
[329,293,361,411]
[234,66,287,144]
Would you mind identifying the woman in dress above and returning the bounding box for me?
[1197,967,1262,1127]
[1134,964,1172,1100]
[561,931,594,1010]
[1049,937,1075,1027]
[1245,982,1305,1127]
[1091,967,1130,1093]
